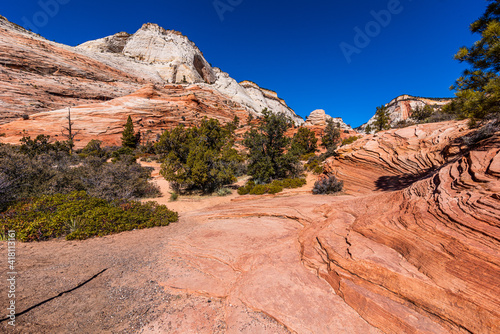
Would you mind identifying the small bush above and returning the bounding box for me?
[341,136,360,146]
[267,183,283,194]
[312,174,344,195]
[0,191,178,242]
[238,178,306,195]
[250,184,268,195]
[170,192,179,201]
[217,187,232,196]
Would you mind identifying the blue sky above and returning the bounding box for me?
[0,0,488,127]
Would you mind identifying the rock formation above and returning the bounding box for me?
[304,109,352,130]
[0,16,303,129]
[359,95,453,133]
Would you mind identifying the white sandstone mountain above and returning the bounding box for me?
[76,23,304,124]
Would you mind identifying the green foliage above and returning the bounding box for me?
[373,105,391,132]
[157,118,242,193]
[169,192,179,201]
[243,109,300,183]
[121,116,139,149]
[290,127,318,157]
[20,134,68,157]
[448,0,500,122]
[321,119,341,157]
[237,180,255,195]
[341,136,360,146]
[364,124,372,134]
[80,139,107,158]
[410,105,435,122]
[237,178,306,196]
[312,175,344,195]
[249,184,268,195]
[0,191,178,242]
[216,187,232,196]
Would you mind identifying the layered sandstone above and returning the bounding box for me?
[304,109,352,130]
[0,16,303,128]
[359,95,453,133]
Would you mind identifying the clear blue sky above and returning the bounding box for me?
[0,0,488,127]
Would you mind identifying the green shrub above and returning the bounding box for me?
[249,184,268,195]
[267,183,283,194]
[170,192,179,201]
[217,187,232,196]
[0,191,178,242]
[341,136,360,146]
[238,178,306,196]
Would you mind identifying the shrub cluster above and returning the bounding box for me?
[312,174,344,195]
[0,191,178,242]
[237,178,307,196]
[0,142,160,211]
[341,136,360,146]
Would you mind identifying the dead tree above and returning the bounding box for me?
[61,107,79,155]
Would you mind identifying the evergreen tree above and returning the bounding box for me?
[157,118,241,193]
[243,109,299,183]
[446,0,500,121]
[321,119,341,157]
[121,116,138,149]
[373,105,391,132]
[291,127,318,157]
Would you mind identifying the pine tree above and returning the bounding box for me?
[121,116,138,148]
[446,0,500,121]
[321,119,341,157]
[373,105,391,132]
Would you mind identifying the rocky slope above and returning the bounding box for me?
[0,16,303,129]
[359,95,453,133]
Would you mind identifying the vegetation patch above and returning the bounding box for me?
[238,178,307,196]
[312,174,344,195]
[0,191,178,242]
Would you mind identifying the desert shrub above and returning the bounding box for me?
[169,192,179,201]
[249,184,268,195]
[217,187,232,196]
[238,178,306,195]
[0,191,178,242]
[79,139,107,158]
[462,120,500,146]
[0,144,159,206]
[312,174,344,195]
[341,136,360,146]
[237,180,255,195]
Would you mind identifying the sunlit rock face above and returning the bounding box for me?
[359,95,453,133]
[304,109,351,130]
[0,17,303,128]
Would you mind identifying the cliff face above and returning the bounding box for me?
[359,95,453,132]
[0,17,303,129]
